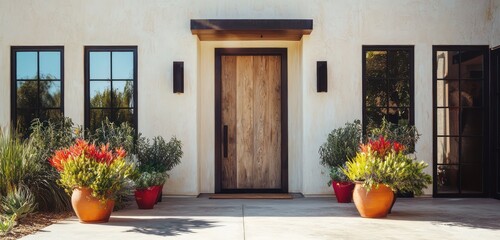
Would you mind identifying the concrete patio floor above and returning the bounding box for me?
[23,196,500,240]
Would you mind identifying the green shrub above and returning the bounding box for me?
[89,118,138,155]
[137,136,183,175]
[133,171,167,189]
[28,117,77,211]
[0,129,38,197]
[319,120,362,169]
[1,185,37,220]
[0,214,16,235]
[328,166,349,186]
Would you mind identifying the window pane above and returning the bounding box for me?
[460,51,483,79]
[460,165,482,193]
[39,52,61,79]
[90,109,112,131]
[461,137,482,164]
[388,50,410,79]
[461,81,483,107]
[436,51,459,79]
[16,81,38,109]
[461,108,482,136]
[437,165,459,193]
[113,81,134,108]
[16,108,37,134]
[40,109,62,121]
[115,109,134,128]
[437,137,460,164]
[90,52,110,79]
[365,51,387,78]
[40,81,61,108]
[16,52,37,79]
[365,107,384,132]
[437,108,459,136]
[112,52,134,79]
[389,79,410,107]
[90,81,111,108]
[436,80,459,107]
[365,78,387,107]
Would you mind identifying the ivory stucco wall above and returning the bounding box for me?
[0,0,498,195]
[492,0,500,47]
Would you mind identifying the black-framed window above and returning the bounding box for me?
[11,46,64,136]
[84,46,137,132]
[362,46,415,134]
[433,45,489,196]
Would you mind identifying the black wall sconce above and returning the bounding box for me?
[317,61,327,92]
[173,61,184,93]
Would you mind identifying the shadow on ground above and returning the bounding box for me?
[105,217,217,236]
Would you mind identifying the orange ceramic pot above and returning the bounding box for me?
[71,187,114,223]
[352,182,394,218]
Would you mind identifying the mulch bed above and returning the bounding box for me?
[2,211,74,240]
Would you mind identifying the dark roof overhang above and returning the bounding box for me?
[191,19,313,41]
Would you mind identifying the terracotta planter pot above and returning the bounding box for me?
[389,192,396,214]
[135,186,160,209]
[71,187,114,223]
[352,182,394,218]
[332,181,355,203]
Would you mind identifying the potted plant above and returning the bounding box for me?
[368,118,423,212]
[49,139,134,223]
[133,171,167,209]
[343,136,431,218]
[137,136,183,203]
[319,120,362,203]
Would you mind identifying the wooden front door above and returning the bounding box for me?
[215,48,288,193]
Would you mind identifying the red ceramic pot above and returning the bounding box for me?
[155,184,164,204]
[135,186,160,209]
[332,181,355,203]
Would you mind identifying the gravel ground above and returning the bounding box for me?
[1,211,74,240]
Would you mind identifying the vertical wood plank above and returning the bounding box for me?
[221,56,237,189]
[236,56,254,188]
[253,56,267,188]
[268,56,282,188]
[250,55,281,189]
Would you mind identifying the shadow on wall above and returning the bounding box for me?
[105,217,217,236]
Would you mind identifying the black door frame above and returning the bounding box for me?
[214,48,288,193]
[491,46,500,199]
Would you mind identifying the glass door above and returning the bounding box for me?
[492,46,500,199]
[433,46,489,197]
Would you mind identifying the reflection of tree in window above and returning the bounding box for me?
[13,49,63,137]
[86,48,136,132]
[364,47,413,134]
[89,81,134,130]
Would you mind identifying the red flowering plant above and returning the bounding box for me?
[343,136,431,194]
[50,139,135,202]
[359,136,405,157]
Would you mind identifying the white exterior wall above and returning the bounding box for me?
[0,0,497,195]
[492,0,500,47]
